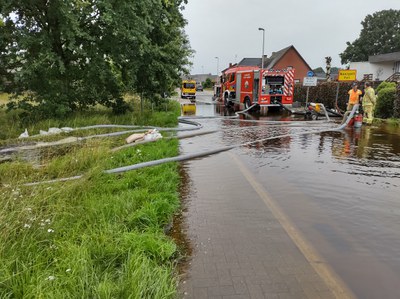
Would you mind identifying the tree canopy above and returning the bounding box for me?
[0,0,192,117]
[340,9,400,65]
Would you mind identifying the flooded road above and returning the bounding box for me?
[178,91,400,298]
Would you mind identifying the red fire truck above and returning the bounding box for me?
[222,66,295,109]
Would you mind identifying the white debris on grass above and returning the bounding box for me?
[40,127,73,135]
[143,129,162,141]
[45,276,56,281]
[18,129,29,139]
[126,129,162,144]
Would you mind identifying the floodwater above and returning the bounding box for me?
[178,92,400,298]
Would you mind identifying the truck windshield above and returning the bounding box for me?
[184,83,195,89]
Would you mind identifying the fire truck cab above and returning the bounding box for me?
[224,67,295,109]
[221,66,259,106]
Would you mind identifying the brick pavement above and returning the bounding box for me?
[178,152,337,299]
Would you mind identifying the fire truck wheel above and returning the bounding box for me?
[244,98,251,110]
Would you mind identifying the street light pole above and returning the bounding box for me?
[215,56,219,83]
[258,28,265,71]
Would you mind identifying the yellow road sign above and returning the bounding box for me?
[338,70,357,82]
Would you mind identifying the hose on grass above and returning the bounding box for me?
[0,118,203,155]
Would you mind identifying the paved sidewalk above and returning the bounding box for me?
[179,152,337,299]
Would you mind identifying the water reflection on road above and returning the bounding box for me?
[180,96,400,299]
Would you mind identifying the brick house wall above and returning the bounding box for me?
[273,48,312,83]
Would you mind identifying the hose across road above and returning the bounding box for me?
[22,105,359,186]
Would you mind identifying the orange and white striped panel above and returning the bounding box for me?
[283,70,294,96]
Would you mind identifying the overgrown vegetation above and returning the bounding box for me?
[0,102,183,298]
[0,1,192,118]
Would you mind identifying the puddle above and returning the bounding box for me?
[169,164,193,275]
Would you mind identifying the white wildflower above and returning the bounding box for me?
[45,219,51,224]
[47,229,54,233]
[23,223,31,229]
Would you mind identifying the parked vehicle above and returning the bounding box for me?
[212,83,221,101]
[196,82,203,91]
[181,80,196,101]
[221,66,295,110]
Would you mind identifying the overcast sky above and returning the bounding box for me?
[182,0,400,75]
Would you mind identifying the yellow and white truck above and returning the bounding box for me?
[181,80,196,102]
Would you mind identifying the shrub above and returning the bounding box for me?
[394,83,400,118]
[376,82,396,95]
[375,86,397,118]
[202,78,213,89]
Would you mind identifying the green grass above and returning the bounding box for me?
[0,94,179,141]
[373,117,400,126]
[386,118,400,126]
[0,103,182,298]
[0,93,10,105]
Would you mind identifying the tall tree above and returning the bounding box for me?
[340,9,400,64]
[0,0,192,117]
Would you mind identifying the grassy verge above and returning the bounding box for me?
[0,93,178,141]
[0,102,182,298]
[373,118,400,126]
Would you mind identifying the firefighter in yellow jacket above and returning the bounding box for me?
[362,82,376,124]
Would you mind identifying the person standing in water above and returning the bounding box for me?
[362,81,376,124]
[341,83,362,124]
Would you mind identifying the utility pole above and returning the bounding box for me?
[215,56,219,83]
[258,28,265,70]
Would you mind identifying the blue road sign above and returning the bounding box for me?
[307,71,314,77]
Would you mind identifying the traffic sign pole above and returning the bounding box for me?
[303,77,317,107]
[335,82,340,112]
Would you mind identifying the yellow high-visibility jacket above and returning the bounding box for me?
[363,87,376,107]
